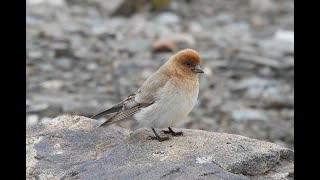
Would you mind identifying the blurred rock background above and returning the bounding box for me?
[26,0,294,149]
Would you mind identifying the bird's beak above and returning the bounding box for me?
[192,65,204,73]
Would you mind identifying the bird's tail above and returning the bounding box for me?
[97,117,115,127]
[91,106,122,120]
[97,106,141,127]
[96,111,125,127]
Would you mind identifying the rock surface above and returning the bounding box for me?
[26,115,294,179]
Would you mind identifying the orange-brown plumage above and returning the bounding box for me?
[172,48,201,66]
[164,49,202,79]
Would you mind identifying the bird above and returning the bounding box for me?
[91,49,204,142]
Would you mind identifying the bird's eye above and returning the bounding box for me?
[185,63,191,66]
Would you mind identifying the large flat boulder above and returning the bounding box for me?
[26,115,293,179]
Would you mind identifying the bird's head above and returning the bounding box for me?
[166,49,204,78]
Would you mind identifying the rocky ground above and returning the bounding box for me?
[26,116,294,179]
[26,0,294,149]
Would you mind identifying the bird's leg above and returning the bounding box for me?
[149,128,170,142]
[161,127,183,136]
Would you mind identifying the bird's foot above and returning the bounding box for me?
[148,136,170,142]
[161,127,183,136]
[150,128,170,142]
[162,131,183,136]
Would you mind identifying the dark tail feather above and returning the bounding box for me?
[97,112,123,127]
[91,106,122,119]
[97,119,115,127]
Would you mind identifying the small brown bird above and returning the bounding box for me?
[92,49,204,141]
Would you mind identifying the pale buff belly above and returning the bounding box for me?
[134,90,198,128]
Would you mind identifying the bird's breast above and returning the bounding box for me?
[159,85,199,127]
[135,79,199,128]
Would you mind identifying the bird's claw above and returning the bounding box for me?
[148,136,170,142]
[161,130,183,136]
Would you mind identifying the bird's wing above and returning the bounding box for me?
[91,90,138,119]
[96,89,154,127]
[93,66,170,127]
[97,99,152,127]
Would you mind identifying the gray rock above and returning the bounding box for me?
[122,38,151,53]
[249,0,275,13]
[26,103,49,113]
[26,115,294,179]
[28,50,43,59]
[274,30,294,43]
[154,12,180,25]
[86,62,99,71]
[40,116,55,124]
[237,53,282,69]
[26,114,39,125]
[231,77,275,91]
[40,80,64,90]
[250,15,269,28]
[54,58,72,70]
[188,21,203,33]
[231,109,268,122]
[258,39,294,59]
[214,13,234,25]
[38,64,55,72]
[158,33,196,47]
[26,16,40,26]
